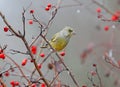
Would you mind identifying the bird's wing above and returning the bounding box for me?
[50,33,59,42]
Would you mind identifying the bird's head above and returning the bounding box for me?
[61,26,76,37]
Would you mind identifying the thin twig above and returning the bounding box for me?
[49,72,60,86]
[104,57,120,69]
[41,51,53,65]
[21,37,50,87]
[44,0,62,31]
[95,67,103,87]
[87,71,99,87]
[5,54,31,85]
[9,49,29,55]
[92,0,114,15]
[30,47,53,80]
[22,9,26,37]
[0,66,17,74]
[0,12,21,38]
[55,53,80,87]
[32,14,44,29]
[0,78,6,87]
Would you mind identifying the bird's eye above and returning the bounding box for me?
[68,29,73,32]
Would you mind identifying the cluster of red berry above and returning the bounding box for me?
[10,80,19,87]
[96,7,120,21]
[45,3,52,11]
[28,3,52,25]
[96,7,120,31]
[0,49,5,60]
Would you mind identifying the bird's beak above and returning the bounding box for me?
[72,31,76,35]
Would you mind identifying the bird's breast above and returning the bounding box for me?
[50,37,68,51]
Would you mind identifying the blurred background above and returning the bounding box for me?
[0,0,120,87]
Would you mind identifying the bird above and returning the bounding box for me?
[48,26,75,51]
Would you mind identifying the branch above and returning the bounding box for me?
[22,9,26,37]
[49,72,60,86]
[0,12,21,38]
[44,0,62,32]
[32,14,44,29]
[21,37,50,87]
[0,11,50,87]
[92,0,114,15]
[9,49,29,55]
[0,78,6,87]
[5,54,31,85]
[104,52,120,69]
[95,66,103,87]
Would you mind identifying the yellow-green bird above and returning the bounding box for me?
[49,26,75,51]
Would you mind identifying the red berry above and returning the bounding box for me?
[47,3,52,8]
[4,26,9,32]
[4,71,10,77]
[111,15,118,21]
[96,8,101,13]
[0,49,3,53]
[93,64,96,67]
[29,20,33,24]
[21,62,26,66]
[30,59,34,62]
[97,15,102,18]
[104,26,109,31]
[45,7,50,11]
[91,71,96,76]
[31,83,36,87]
[30,10,34,14]
[21,58,27,66]
[15,81,19,86]
[0,53,5,59]
[60,51,65,56]
[10,80,15,86]
[93,84,96,86]
[31,46,37,54]
[82,85,87,87]
[40,53,45,58]
[38,64,42,69]
[40,83,46,87]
